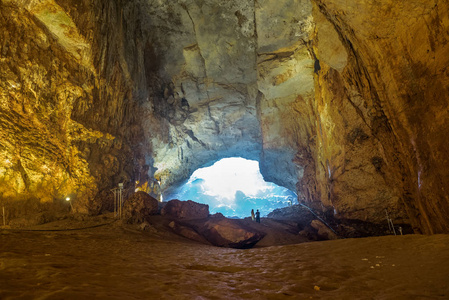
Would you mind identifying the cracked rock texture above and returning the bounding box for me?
[145,0,314,194]
[0,0,151,215]
[311,0,449,233]
[1,0,449,234]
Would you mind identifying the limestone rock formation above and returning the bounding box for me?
[135,0,317,195]
[164,210,265,248]
[122,191,158,224]
[310,0,449,233]
[267,204,316,229]
[168,220,210,245]
[0,0,151,216]
[188,214,266,249]
[1,0,448,235]
[143,0,261,191]
[310,219,338,240]
[161,199,209,220]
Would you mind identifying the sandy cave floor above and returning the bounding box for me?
[1,215,449,300]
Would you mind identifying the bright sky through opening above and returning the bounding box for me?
[165,157,296,218]
[192,158,269,200]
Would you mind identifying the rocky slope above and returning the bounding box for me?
[1,0,448,234]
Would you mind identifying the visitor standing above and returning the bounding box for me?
[255,209,260,223]
[251,209,255,221]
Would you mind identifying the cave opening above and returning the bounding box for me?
[163,157,297,218]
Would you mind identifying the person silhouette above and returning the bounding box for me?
[251,209,255,221]
[255,209,260,223]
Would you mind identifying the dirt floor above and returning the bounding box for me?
[1,215,448,299]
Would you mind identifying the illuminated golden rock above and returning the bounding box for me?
[1,0,448,234]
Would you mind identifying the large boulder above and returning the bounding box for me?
[190,214,265,249]
[267,204,316,229]
[310,220,338,240]
[168,221,211,245]
[161,199,209,220]
[122,192,159,224]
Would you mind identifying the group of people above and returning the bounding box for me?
[251,209,260,223]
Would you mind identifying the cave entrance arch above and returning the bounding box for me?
[163,157,297,218]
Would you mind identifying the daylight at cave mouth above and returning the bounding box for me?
[163,157,297,218]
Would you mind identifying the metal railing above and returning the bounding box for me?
[111,183,124,219]
[386,209,403,235]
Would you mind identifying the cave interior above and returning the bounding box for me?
[1,0,449,234]
[1,0,449,298]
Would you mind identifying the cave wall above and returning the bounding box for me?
[311,0,449,233]
[143,0,314,194]
[141,0,262,191]
[1,0,448,234]
[0,0,152,216]
[256,0,316,192]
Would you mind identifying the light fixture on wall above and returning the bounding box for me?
[65,196,73,210]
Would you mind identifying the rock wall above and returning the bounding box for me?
[256,0,316,192]
[0,0,151,216]
[143,0,315,194]
[1,0,448,234]
[142,0,262,191]
[311,0,449,233]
